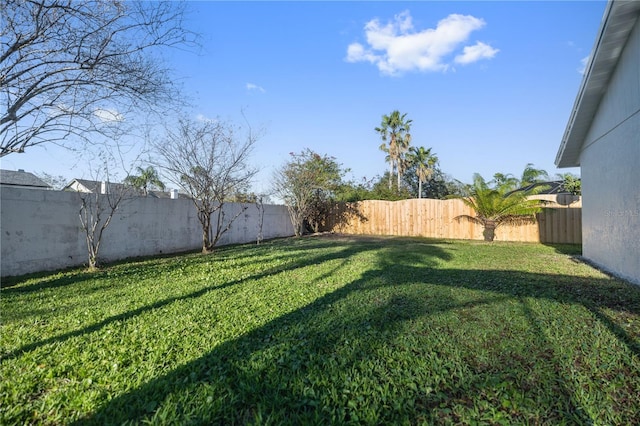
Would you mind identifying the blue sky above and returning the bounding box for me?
[3,1,607,193]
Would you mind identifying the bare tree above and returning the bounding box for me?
[1,0,196,157]
[76,152,137,269]
[154,118,259,253]
[79,180,132,270]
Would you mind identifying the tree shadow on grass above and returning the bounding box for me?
[0,236,314,293]
[2,237,409,362]
[1,269,99,293]
[74,240,640,425]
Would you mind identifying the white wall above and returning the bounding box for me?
[0,187,294,277]
[579,19,640,285]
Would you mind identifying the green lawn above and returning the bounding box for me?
[1,235,639,425]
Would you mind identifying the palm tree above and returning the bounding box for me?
[124,166,165,196]
[520,163,549,187]
[492,172,519,191]
[456,173,546,241]
[375,110,412,190]
[378,142,393,189]
[395,127,412,190]
[409,146,438,198]
[556,172,581,195]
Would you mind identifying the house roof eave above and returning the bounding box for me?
[555,0,640,168]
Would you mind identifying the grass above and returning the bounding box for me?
[1,235,639,425]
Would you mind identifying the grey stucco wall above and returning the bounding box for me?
[579,19,640,285]
[0,187,294,277]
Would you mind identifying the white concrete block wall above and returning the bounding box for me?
[1,187,294,277]
[579,19,640,285]
[1,188,85,276]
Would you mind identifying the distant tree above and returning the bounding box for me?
[335,177,378,202]
[557,173,581,195]
[492,172,519,191]
[370,172,413,201]
[402,166,462,200]
[228,191,258,204]
[375,111,412,190]
[442,175,468,198]
[519,163,549,187]
[408,146,438,198]
[273,149,346,235]
[154,118,258,253]
[491,164,550,193]
[455,173,547,242]
[36,172,68,190]
[123,166,165,196]
[1,0,196,157]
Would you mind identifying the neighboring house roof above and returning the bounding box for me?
[64,178,105,192]
[507,181,572,196]
[517,181,570,195]
[64,178,189,199]
[0,169,51,189]
[556,0,640,168]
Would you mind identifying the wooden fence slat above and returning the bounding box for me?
[326,199,581,244]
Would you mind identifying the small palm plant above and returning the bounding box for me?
[456,173,547,242]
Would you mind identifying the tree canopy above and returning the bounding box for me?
[273,149,346,235]
[375,110,412,191]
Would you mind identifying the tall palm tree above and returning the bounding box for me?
[409,146,438,198]
[124,166,165,196]
[395,127,412,190]
[456,173,546,241]
[375,110,412,190]
[378,142,393,189]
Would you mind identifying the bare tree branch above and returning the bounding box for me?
[1,0,197,156]
[77,154,136,269]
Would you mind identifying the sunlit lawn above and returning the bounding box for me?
[1,235,639,425]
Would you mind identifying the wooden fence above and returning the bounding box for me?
[326,196,582,244]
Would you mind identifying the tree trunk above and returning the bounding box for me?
[389,162,393,190]
[200,212,213,252]
[88,253,98,270]
[418,180,422,199]
[483,220,497,242]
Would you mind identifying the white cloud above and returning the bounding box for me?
[94,108,124,123]
[578,56,589,75]
[246,83,266,93]
[346,10,498,75]
[454,41,499,64]
[196,113,217,123]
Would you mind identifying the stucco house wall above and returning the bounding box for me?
[579,18,640,284]
[556,0,640,285]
